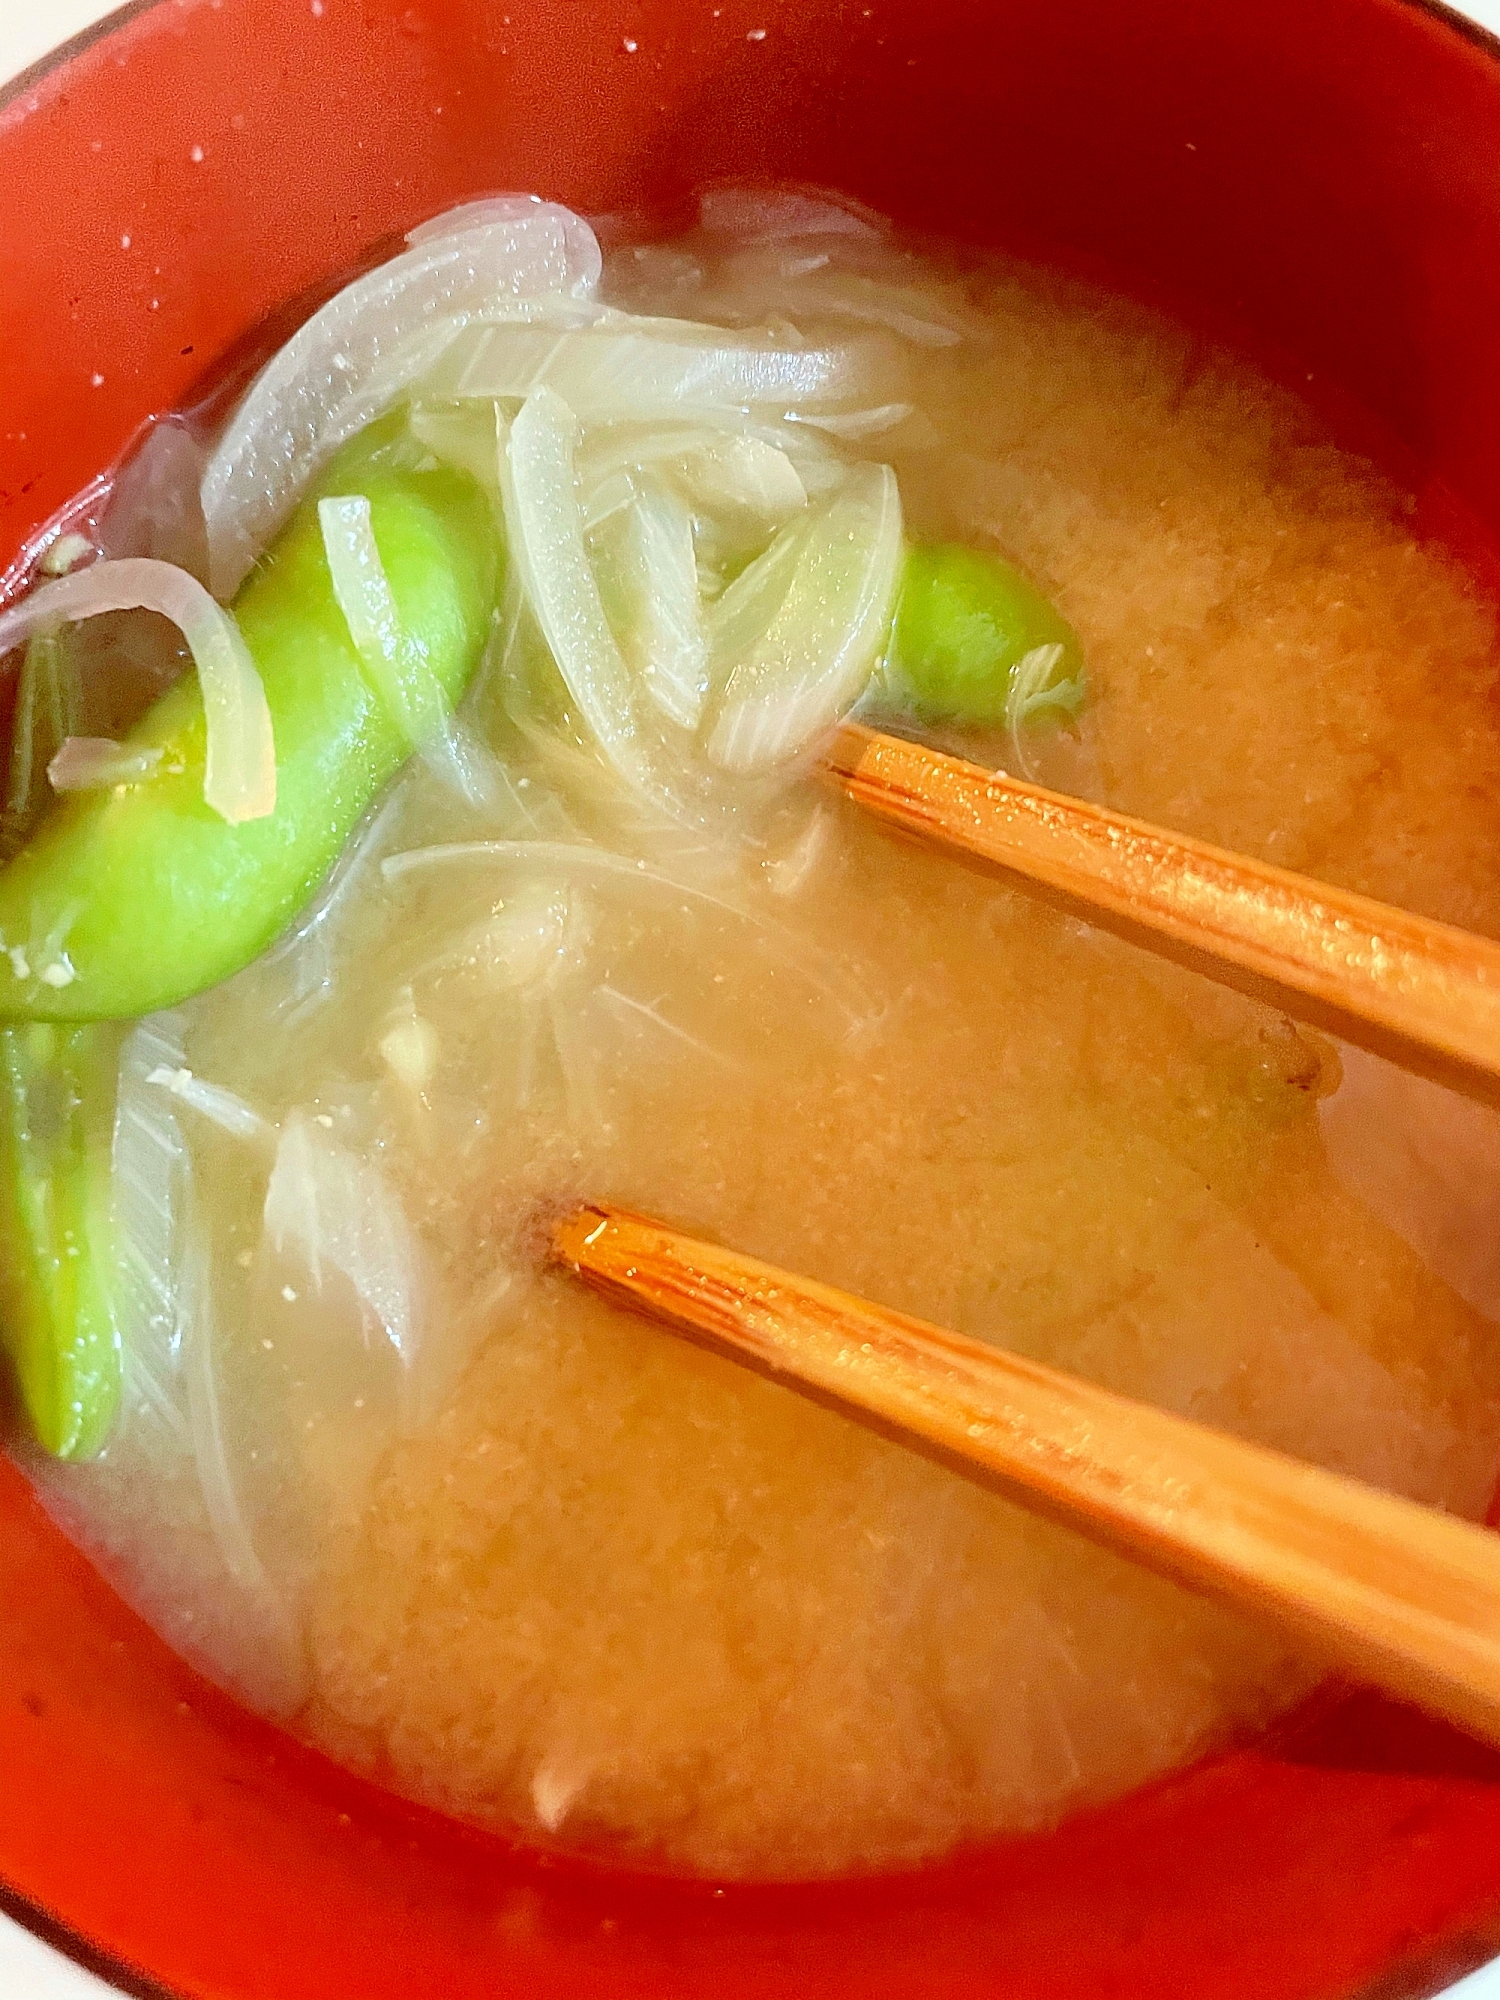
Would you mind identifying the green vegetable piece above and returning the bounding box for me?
[0,431,500,1022]
[0,1022,120,1457]
[885,542,1085,728]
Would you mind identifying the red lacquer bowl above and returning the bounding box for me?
[5,1,1500,1994]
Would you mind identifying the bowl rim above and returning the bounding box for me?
[4,2,1500,1996]
[6,0,1493,113]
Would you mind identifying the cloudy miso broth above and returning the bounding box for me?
[7,190,1500,1880]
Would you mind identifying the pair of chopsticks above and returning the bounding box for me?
[550,724,1500,1750]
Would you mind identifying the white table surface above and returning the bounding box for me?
[6,0,1500,1992]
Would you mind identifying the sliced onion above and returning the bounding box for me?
[318,496,450,743]
[99,417,209,577]
[579,467,638,535]
[145,1063,269,1141]
[594,474,709,730]
[790,403,915,440]
[409,401,505,491]
[0,558,274,823]
[48,736,165,792]
[784,277,969,348]
[5,634,75,845]
[201,204,603,597]
[580,420,819,515]
[180,1222,273,1609]
[706,462,903,774]
[677,434,806,523]
[582,426,807,529]
[716,250,984,349]
[704,513,810,663]
[1006,641,1085,780]
[405,194,598,254]
[593,981,741,1071]
[381,838,876,1035]
[264,1110,421,1364]
[1007,642,1074,727]
[419,317,891,417]
[319,495,500,805]
[113,1016,191,1441]
[500,385,654,798]
[577,408,848,516]
[379,1008,440,1091]
[598,241,707,314]
[422,882,576,995]
[697,185,883,243]
[785,275,974,348]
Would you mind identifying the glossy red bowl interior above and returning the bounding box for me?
[6,1,1500,1994]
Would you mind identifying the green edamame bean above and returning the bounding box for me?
[885,542,1085,727]
[0,423,501,1454]
[0,1022,120,1458]
[0,430,500,1023]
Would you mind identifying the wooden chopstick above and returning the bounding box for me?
[554,1200,1500,1751]
[823,721,1500,1109]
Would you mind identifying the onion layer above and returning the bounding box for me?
[0,558,274,823]
[48,737,166,792]
[201,203,602,597]
[420,318,891,418]
[595,475,709,731]
[264,1110,421,1365]
[706,463,903,774]
[500,385,653,799]
[318,496,451,749]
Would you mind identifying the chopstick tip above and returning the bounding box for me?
[534,1197,614,1272]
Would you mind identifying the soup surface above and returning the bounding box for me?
[10,193,1500,1880]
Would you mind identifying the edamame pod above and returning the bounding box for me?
[0,434,500,1022]
[0,1022,120,1458]
[885,542,1085,727]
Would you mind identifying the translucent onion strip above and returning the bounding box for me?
[112,1016,191,1441]
[381,838,876,1034]
[201,204,603,597]
[580,469,638,536]
[706,463,903,775]
[114,1018,303,1701]
[578,427,817,563]
[772,275,971,348]
[500,385,653,798]
[717,250,985,348]
[1006,641,1084,781]
[595,475,709,730]
[405,194,599,253]
[319,496,451,746]
[4,633,76,853]
[580,424,808,517]
[1007,641,1083,728]
[263,1110,421,1366]
[180,1214,296,1652]
[320,494,504,808]
[48,737,165,792]
[676,434,807,524]
[696,186,884,243]
[145,1063,270,1142]
[409,402,505,493]
[704,513,811,663]
[420,318,890,418]
[790,403,915,440]
[0,559,274,823]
